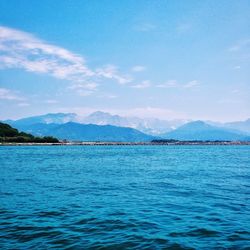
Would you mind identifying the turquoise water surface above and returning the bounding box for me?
[0,145,250,249]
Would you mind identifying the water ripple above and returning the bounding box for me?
[0,145,249,249]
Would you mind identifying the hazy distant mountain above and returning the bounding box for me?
[82,111,126,126]
[5,113,250,141]
[11,122,155,142]
[223,119,250,134]
[5,111,186,135]
[6,113,77,126]
[82,111,187,135]
[162,121,250,141]
[207,118,250,134]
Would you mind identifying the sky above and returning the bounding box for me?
[0,0,249,122]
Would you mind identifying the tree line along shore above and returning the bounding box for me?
[0,122,59,143]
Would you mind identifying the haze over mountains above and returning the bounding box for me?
[17,122,154,142]
[81,111,188,135]
[6,111,187,135]
[5,113,78,126]
[208,119,250,134]
[5,113,156,142]
[3,112,250,142]
[162,121,250,141]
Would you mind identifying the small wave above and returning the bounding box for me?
[74,217,98,225]
[0,192,13,196]
[35,211,65,218]
[169,228,220,237]
[227,233,249,242]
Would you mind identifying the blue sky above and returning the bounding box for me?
[0,0,249,121]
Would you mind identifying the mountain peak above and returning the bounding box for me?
[7,113,77,125]
[162,120,250,141]
[180,120,211,130]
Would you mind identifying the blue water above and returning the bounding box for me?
[0,146,249,249]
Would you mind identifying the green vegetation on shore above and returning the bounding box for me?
[0,122,59,143]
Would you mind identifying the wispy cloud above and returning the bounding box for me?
[0,26,93,80]
[96,65,132,84]
[97,94,118,99]
[131,65,146,72]
[183,80,200,89]
[69,82,99,91]
[131,80,151,89]
[0,26,131,95]
[229,39,250,52]
[134,23,156,32]
[156,80,178,88]
[156,80,200,89]
[0,88,25,101]
[68,81,99,96]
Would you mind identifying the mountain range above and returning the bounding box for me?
[5,111,188,135]
[161,121,250,141]
[5,121,154,142]
[5,113,77,126]
[82,111,189,135]
[209,119,250,134]
[3,112,250,142]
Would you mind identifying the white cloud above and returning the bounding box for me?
[156,80,178,88]
[0,26,93,81]
[131,80,151,89]
[156,80,200,89]
[183,80,200,89]
[68,81,99,96]
[0,88,25,101]
[96,65,132,84]
[132,65,146,72]
[0,26,131,96]
[69,82,99,91]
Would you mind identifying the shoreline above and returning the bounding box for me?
[1,141,250,146]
